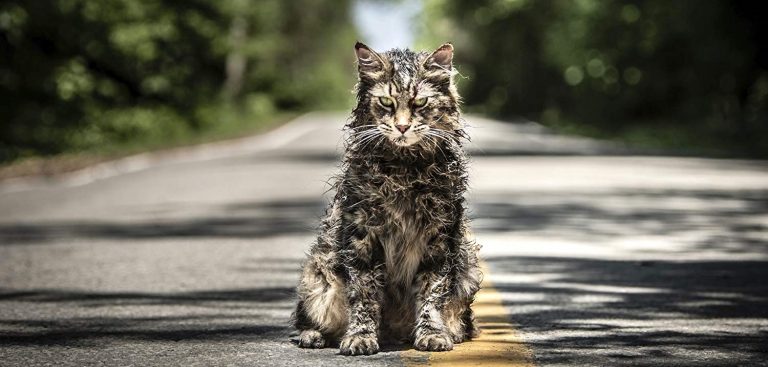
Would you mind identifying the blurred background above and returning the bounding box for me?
[1,0,767,169]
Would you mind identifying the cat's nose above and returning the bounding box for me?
[395,125,410,134]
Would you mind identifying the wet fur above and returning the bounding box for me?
[293,43,482,356]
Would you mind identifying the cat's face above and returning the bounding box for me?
[353,43,459,149]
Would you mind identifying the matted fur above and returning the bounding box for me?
[293,42,482,356]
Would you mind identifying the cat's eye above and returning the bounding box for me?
[412,97,428,108]
[378,97,395,108]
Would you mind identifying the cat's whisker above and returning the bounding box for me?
[355,137,375,149]
[360,139,381,152]
[356,133,377,142]
[350,124,378,130]
[425,131,448,143]
[425,134,448,157]
[348,128,378,139]
[372,136,386,150]
[355,131,384,151]
[431,129,458,142]
[355,130,383,143]
[354,128,378,136]
[358,136,377,149]
[421,135,436,151]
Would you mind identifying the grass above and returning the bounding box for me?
[0,111,298,181]
[542,116,768,158]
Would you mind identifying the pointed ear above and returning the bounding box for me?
[355,42,385,75]
[424,43,453,71]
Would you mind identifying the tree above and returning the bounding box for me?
[420,0,768,156]
[0,0,357,162]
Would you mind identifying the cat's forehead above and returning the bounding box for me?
[384,49,428,89]
[384,49,424,72]
[367,49,426,95]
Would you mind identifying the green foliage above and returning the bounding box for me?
[420,0,768,156]
[0,0,357,162]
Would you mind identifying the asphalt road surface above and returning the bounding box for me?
[1,113,767,366]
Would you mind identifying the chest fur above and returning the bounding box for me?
[373,176,456,285]
[345,156,462,285]
[379,197,429,286]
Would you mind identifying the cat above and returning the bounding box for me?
[292,42,482,356]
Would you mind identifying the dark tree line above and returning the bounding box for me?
[0,0,357,162]
[422,0,768,156]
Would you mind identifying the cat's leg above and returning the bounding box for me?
[338,218,384,356]
[413,227,482,351]
[338,266,383,355]
[442,241,483,343]
[462,306,480,340]
[413,260,455,351]
[298,328,326,348]
[294,256,348,348]
[294,295,323,348]
[441,298,479,344]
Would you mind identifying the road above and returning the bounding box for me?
[1,113,767,366]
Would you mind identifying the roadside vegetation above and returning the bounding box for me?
[419,0,768,157]
[0,0,357,173]
[3,0,767,177]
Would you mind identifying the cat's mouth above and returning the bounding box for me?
[393,136,409,146]
[390,134,423,147]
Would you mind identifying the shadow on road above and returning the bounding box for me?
[0,285,296,347]
[0,198,327,244]
[485,256,768,365]
[472,188,768,255]
[0,287,294,304]
[469,184,768,365]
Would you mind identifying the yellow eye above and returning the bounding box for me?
[413,97,428,107]
[378,97,395,107]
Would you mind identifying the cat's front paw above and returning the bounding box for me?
[339,333,379,356]
[298,329,326,348]
[414,332,454,351]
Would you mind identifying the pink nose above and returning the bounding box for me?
[395,125,410,134]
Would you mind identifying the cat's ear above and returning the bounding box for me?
[424,43,454,71]
[355,42,385,75]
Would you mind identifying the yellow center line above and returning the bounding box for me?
[402,260,535,366]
